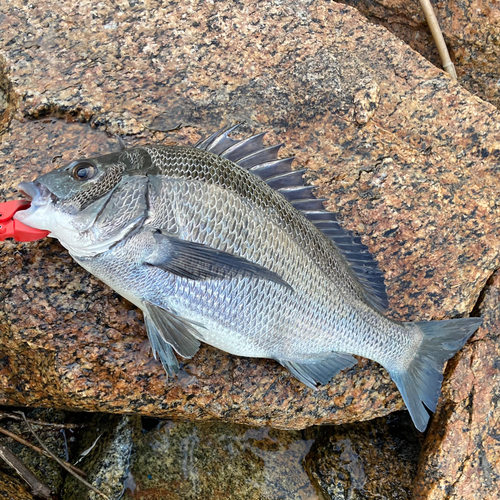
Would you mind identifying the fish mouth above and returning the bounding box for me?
[18,181,57,205]
[14,181,59,228]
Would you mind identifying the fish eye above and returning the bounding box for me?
[72,162,97,181]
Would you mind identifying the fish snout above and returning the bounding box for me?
[18,181,56,205]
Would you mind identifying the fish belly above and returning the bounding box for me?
[74,238,414,370]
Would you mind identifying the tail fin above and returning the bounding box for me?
[389,318,482,432]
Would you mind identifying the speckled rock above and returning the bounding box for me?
[63,414,136,500]
[0,0,499,429]
[304,412,420,500]
[342,0,500,109]
[413,270,500,499]
[124,420,318,500]
[0,470,34,499]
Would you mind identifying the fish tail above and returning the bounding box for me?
[389,317,482,432]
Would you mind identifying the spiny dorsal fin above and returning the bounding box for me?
[193,123,241,153]
[194,126,389,312]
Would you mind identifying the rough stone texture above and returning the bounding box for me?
[0,470,34,499]
[0,0,499,429]
[63,414,136,500]
[340,0,440,66]
[413,270,500,499]
[304,412,421,500]
[341,0,500,109]
[125,419,318,499]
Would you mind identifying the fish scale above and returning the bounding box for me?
[78,176,405,361]
[13,125,482,431]
[146,149,362,299]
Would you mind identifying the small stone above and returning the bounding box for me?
[353,78,380,125]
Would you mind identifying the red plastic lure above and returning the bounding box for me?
[0,200,50,242]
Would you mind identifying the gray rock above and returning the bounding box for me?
[124,420,319,499]
[304,412,421,500]
[63,414,136,500]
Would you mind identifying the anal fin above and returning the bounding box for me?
[279,353,357,389]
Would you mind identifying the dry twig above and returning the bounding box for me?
[0,410,83,429]
[419,0,457,80]
[16,412,110,500]
[0,425,86,477]
[0,442,52,499]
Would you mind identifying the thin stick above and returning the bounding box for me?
[419,0,457,80]
[0,442,52,499]
[0,425,86,477]
[17,412,110,500]
[0,410,83,429]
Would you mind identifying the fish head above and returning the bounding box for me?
[14,151,143,255]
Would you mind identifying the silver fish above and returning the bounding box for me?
[15,125,481,431]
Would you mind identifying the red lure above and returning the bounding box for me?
[0,200,50,242]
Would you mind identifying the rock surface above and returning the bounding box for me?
[63,414,135,500]
[413,270,500,499]
[342,0,500,109]
[304,412,420,499]
[0,471,34,499]
[125,419,318,499]
[0,0,499,431]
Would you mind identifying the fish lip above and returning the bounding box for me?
[18,181,40,201]
[18,181,57,205]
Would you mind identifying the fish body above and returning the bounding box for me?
[14,127,481,431]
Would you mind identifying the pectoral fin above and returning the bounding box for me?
[143,301,201,359]
[279,353,358,389]
[146,232,290,288]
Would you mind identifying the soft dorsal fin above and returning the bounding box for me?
[194,125,389,312]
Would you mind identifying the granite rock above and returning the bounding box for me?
[342,0,500,109]
[304,412,421,500]
[0,0,498,429]
[63,414,136,500]
[0,470,34,499]
[413,270,500,499]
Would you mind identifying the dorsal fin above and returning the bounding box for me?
[194,126,389,312]
[193,123,241,153]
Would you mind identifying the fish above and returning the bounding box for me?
[14,124,482,431]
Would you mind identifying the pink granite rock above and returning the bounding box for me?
[343,0,500,108]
